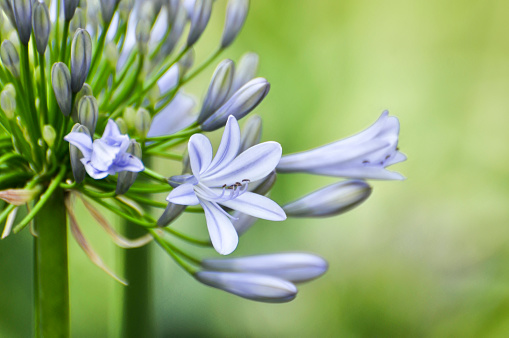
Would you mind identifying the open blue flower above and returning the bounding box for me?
[277,111,406,180]
[64,119,144,180]
[167,115,286,255]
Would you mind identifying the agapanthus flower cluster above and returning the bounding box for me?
[0,0,405,311]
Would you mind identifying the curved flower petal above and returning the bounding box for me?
[166,184,200,206]
[219,191,286,221]
[102,119,123,141]
[90,139,119,171]
[207,115,241,175]
[200,198,238,255]
[202,141,282,187]
[110,154,145,173]
[82,161,109,179]
[188,134,213,177]
[64,132,93,158]
[147,92,196,138]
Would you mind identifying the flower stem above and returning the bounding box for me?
[34,187,69,337]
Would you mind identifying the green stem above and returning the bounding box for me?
[34,188,69,337]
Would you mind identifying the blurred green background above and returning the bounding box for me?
[2,0,509,336]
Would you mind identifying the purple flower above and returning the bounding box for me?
[64,119,144,180]
[166,115,286,255]
[277,111,406,180]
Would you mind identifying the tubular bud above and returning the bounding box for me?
[70,7,87,33]
[71,83,93,122]
[198,59,235,123]
[230,52,259,96]
[201,78,270,131]
[12,0,32,45]
[1,40,20,78]
[115,118,128,134]
[116,140,142,195]
[51,62,73,116]
[221,0,249,48]
[239,114,262,152]
[135,108,151,138]
[0,0,15,27]
[135,19,151,55]
[70,29,92,93]
[32,0,51,55]
[186,0,213,47]
[42,125,57,148]
[64,0,80,21]
[157,203,186,226]
[78,96,99,135]
[0,86,16,119]
[69,123,91,183]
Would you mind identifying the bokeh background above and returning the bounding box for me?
[2,0,509,336]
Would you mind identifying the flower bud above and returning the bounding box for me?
[239,114,262,152]
[69,123,90,183]
[157,203,186,226]
[201,78,270,131]
[248,170,276,196]
[221,0,249,48]
[116,140,142,194]
[78,96,98,135]
[64,0,79,21]
[1,40,20,78]
[51,62,72,116]
[178,48,195,76]
[166,0,180,24]
[186,0,212,47]
[42,125,57,148]
[0,0,16,27]
[198,59,235,124]
[70,7,87,33]
[70,28,92,92]
[202,253,328,283]
[104,41,118,69]
[161,2,186,56]
[1,86,16,119]
[100,0,118,24]
[115,117,128,134]
[283,180,372,218]
[71,83,93,121]
[123,106,136,131]
[231,211,257,236]
[32,0,51,55]
[195,271,297,303]
[135,19,151,55]
[229,52,259,96]
[118,0,134,21]
[12,0,32,45]
[135,108,152,138]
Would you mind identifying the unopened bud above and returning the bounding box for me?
[69,123,90,183]
[186,0,212,47]
[100,0,117,24]
[230,52,259,96]
[71,83,92,121]
[221,0,249,48]
[283,180,372,218]
[116,140,142,194]
[1,40,20,77]
[161,3,186,56]
[157,203,186,226]
[70,7,87,33]
[135,108,151,138]
[0,0,16,27]
[231,211,257,236]
[51,62,72,116]
[239,114,262,152]
[249,170,276,196]
[64,0,79,21]
[178,48,195,76]
[42,125,57,147]
[198,59,234,123]
[104,41,118,69]
[12,0,32,45]
[1,87,16,119]
[115,117,128,134]
[118,0,134,21]
[201,78,270,131]
[123,106,136,131]
[32,0,51,55]
[78,95,98,135]
[135,19,151,55]
[70,28,92,92]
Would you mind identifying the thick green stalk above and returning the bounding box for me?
[34,188,69,337]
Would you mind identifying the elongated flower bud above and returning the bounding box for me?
[239,114,262,152]
[100,0,118,24]
[198,59,235,123]
[42,125,57,148]
[248,170,276,196]
[0,0,15,27]
[1,86,16,119]
[229,52,259,96]
[161,2,186,56]
[52,62,72,116]
[1,40,20,78]
[69,123,90,183]
[64,0,79,21]
[221,0,249,48]
[178,48,195,76]
[186,0,212,47]
[283,180,372,218]
[104,41,118,69]
[135,19,151,55]
[78,96,98,135]
[115,117,128,134]
[116,140,142,194]
[70,29,92,93]
[71,83,93,121]
[201,78,270,131]
[195,271,297,303]
[231,211,257,235]
[157,203,186,226]
[32,0,51,55]
[202,253,328,283]
[70,7,87,33]
[135,108,151,138]
[12,0,32,45]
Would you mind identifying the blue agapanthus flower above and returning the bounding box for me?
[64,119,144,179]
[167,115,286,255]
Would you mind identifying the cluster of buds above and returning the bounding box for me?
[0,0,405,303]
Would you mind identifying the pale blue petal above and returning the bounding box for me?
[206,115,241,175]
[166,184,200,206]
[147,92,196,138]
[64,132,93,158]
[201,141,282,187]
[188,134,213,177]
[102,119,123,140]
[110,153,144,173]
[90,139,119,171]
[199,198,238,255]
[219,191,286,221]
[82,160,108,179]
[157,64,180,95]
